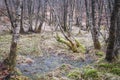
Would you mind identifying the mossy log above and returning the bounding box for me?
[75,39,86,53]
[55,34,86,53]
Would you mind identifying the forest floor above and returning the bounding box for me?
[0,25,120,80]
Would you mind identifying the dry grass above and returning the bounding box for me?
[0,30,94,62]
[0,33,43,60]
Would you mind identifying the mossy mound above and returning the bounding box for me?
[67,70,81,80]
[95,50,104,57]
[97,63,113,72]
[97,62,120,76]
[110,68,120,76]
[83,68,99,80]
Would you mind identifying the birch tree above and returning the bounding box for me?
[4,0,22,72]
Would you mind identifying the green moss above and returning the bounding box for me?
[97,63,114,73]
[110,68,120,76]
[56,34,78,52]
[67,70,81,80]
[98,63,113,68]
[84,69,98,79]
[113,62,120,67]
[96,51,104,56]
[97,62,120,77]
[75,39,86,53]
[55,34,86,53]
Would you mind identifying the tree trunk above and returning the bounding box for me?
[4,0,21,72]
[106,0,120,62]
[91,0,101,50]
[63,0,68,31]
[8,28,19,71]
[20,1,25,33]
[28,0,34,32]
[85,0,90,31]
[34,21,43,33]
[34,0,47,33]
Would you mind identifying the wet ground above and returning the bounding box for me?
[17,51,95,77]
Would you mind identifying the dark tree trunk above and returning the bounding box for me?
[34,21,43,33]
[28,0,34,32]
[20,1,25,33]
[34,0,47,33]
[85,0,90,31]
[91,0,101,50]
[63,0,68,31]
[106,0,120,62]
